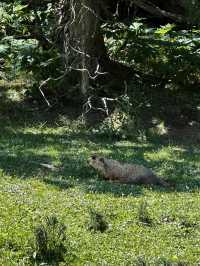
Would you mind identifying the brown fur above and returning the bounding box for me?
[88,155,169,187]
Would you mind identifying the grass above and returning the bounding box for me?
[0,113,200,265]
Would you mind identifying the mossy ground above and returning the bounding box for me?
[0,113,200,265]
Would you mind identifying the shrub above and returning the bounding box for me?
[94,93,146,140]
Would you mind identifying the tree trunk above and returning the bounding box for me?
[61,0,103,97]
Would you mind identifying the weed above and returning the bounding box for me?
[137,200,153,226]
[155,258,188,266]
[133,255,147,265]
[32,215,68,263]
[179,218,197,229]
[87,208,109,233]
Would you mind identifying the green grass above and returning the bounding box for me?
[0,116,200,265]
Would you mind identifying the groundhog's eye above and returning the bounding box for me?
[91,155,96,160]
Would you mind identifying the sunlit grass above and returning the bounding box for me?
[0,119,200,265]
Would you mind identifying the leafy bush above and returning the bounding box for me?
[103,20,200,88]
[93,93,147,140]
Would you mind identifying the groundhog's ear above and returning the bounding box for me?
[99,157,104,163]
[91,155,97,160]
[100,157,108,168]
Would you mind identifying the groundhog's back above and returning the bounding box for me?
[104,159,154,181]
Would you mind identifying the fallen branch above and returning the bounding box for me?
[39,163,60,172]
[132,0,185,24]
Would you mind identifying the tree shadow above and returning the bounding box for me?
[42,177,74,190]
[0,125,199,196]
[81,179,144,197]
[0,151,53,178]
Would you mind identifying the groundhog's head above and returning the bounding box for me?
[87,154,106,173]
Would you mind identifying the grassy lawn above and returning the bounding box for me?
[0,115,200,265]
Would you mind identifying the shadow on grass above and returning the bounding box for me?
[42,177,74,190]
[0,125,199,196]
[81,178,145,197]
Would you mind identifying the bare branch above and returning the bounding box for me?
[70,62,108,80]
[38,69,69,107]
[81,3,102,21]
[83,96,118,116]
[70,0,77,25]
[69,44,91,58]
[38,79,52,107]
[83,79,129,116]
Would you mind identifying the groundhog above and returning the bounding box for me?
[88,155,169,187]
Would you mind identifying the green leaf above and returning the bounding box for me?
[13,4,28,12]
[0,44,9,54]
[155,24,176,36]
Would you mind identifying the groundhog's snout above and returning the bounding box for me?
[87,155,97,165]
[87,157,93,165]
